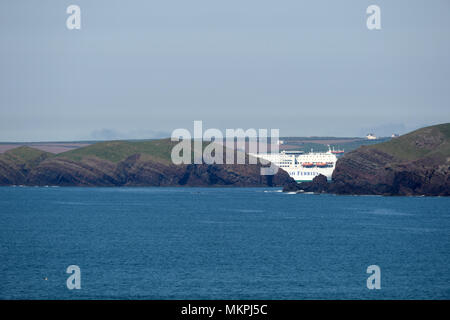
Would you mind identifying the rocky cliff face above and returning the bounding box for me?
[0,146,293,187]
[331,147,449,196]
[283,174,329,193]
[0,146,52,185]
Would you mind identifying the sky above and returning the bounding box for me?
[1,0,449,142]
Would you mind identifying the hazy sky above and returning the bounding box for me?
[1,0,449,141]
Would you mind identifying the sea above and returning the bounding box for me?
[0,187,449,299]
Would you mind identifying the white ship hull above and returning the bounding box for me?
[250,149,338,182]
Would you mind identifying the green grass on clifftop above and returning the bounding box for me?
[1,146,52,163]
[56,139,178,163]
[367,123,450,161]
[0,146,52,172]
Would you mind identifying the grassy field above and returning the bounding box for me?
[3,146,51,161]
[55,139,177,163]
[367,123,450,161]
[0,146,52,172]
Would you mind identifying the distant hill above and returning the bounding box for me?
[0,139,292,187]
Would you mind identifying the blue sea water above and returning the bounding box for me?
[0,186,449,300]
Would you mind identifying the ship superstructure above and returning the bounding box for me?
[250,147,339,182]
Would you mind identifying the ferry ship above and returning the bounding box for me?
[250,147,339,182]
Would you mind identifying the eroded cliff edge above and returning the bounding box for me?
[0,140,293,187]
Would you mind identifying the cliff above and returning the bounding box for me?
[284,123,450,196]
[0,140,293,187]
